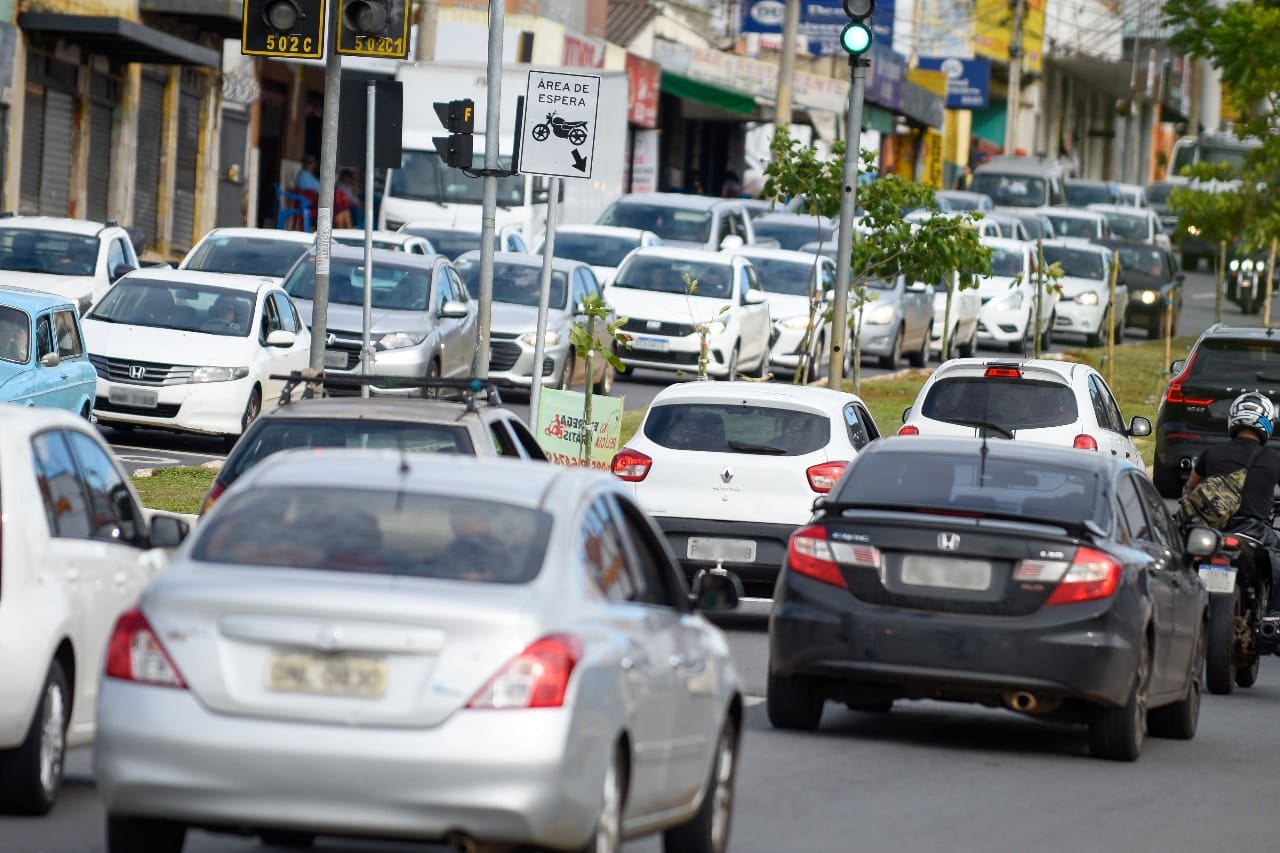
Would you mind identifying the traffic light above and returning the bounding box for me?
[433,100,475,170]
[337,0,411,58]
[841,0,874,56]
[242,0,324,59]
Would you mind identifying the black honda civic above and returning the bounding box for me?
[768,435,1216,761]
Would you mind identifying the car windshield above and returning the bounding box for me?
[398,226,492,260]
[1045,215,1098,239]
[599,203,712,244]
[1113,245,1167,278]
[283,258,434,311]
[332,236,416,253]
[87,280,257,336]
[1102,212,1149,240]
[922,376,1079,430]
[939,194,988,211]
[0,229,98,276]
[969,173,1047,208]
[1042,246,1105,280]
[1066,183,1114,206]
[743,257,816,296]
[993,220,1021,239]
[1188,340,1280,385]
[192,486,551,582]
[545,233,641,268]
[1019,218,1050,239]
[184,236,311,277]
[752,221,834,251]
[389,149,525,207]
[989,248,1024,277]
[834,450,1103,528]
[0,305,30,363]
[644,403,829,455]
[456,259,567,309]
[612,255,734,299]
[223,419,474,489]
[1146,183,1176,205]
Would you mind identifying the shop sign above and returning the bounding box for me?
[535,389,624,471]
[915,56,990,110]
[867,42,906,112]
[626,53,661,128]
[563,32,606,68]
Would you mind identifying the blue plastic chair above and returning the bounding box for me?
[274,184,312,231]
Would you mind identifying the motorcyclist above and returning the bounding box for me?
[1183,392,1280,620]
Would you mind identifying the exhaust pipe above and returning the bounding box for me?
[1179,457,1194,472]
[1006,691,1038,713]
[445,832,478,853]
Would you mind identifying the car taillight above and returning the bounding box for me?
[788,525,847,588]
[1044,547,1121,606]
[898,425,920,436]
[611,449,652,482]
[199,481,226,515]
[104,609,186,688]
[467,635,582,709]
[806,461,848,493]
[1164,349,1212,405]
[1073,434,1099,450]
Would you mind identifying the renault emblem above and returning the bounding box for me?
[720,469,733,484]
[938,532,961,552]
[128,365,146,380]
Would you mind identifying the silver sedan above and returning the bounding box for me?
[94,451,743,853]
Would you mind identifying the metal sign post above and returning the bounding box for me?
[529,177,561,428]
[829,56,869,387]
[308,0,343,371]
[360,81,376,398]
[473,0,506,378]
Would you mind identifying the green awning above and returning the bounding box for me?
[863,103,895,135]
[660,71,756,117]
[973,101,1006,146]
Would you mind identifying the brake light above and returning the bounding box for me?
[1044,547,1121,606]
[985,366,1022,378]
[1073,434,1099,451]
[1164,349,1212,405]
[610,449,652,482]
[467,635,582,709]
[806,461,848,493]
[898,425,920,436]
[104,609,187,688]
[788,525,847,588]
[1223,536,1239,549]
[199,481,226,515]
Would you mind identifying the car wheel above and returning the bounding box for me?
[1008,318,1030,354]
[878,328,902,370]
[1205,591,1238,696]
[577,744,625,853]
[593,362,615,395]
[907,325,929,368]
[1152,463,1182,499]
[419,360,442,399]
[767,672,823,731]
[1040,314,1054,350]
[957,327,975,358]
[224,386,261,453]
[259,830,316,848]
[0,660,68,815]
[662,718,738,853]
[557,353,575,390]
[1148,623,1202,740]
[1086,310,1107,348]
[106,815,187,853]
[1087,636,1149,761]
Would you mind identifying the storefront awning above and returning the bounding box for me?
[17,13,220,67]
[660,71,756,118]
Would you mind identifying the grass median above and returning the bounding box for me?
[132,466,217,514]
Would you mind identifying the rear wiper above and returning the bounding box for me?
[726,440,786,455]
[945,418,1015,440]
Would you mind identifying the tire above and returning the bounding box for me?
[719,344,739,381]
[957,327,975,358]
[1236,654,1261,687]
[1086,310,1108,348]
[1148,622,1203,740]
[593,362,614,396]
[1152,464,1182,499]
[531,123,549,142]
[808,335,826,382]
[0,661,69,815]
[259,830,316,848]
[557,353,575,391]
[106,815,187,853]
[878,328,902,370]
[907,325,929,368]
[1007,318,1030,354]
[1087,637,1149,761]
[1205,592,1238,696]
[662,719,738,853]
[767,672,823,731]
[577,744,625,853]
[569,127,588,146]
[223,386,261,452]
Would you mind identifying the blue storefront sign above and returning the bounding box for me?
[743,0,895,57]
[866,41,906,112]
[915,56,991,110]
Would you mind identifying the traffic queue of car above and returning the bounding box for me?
[0,190,1232,853]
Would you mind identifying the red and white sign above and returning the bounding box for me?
[563,32,606,68]
[626,54,661,128]
[628,128,659,193]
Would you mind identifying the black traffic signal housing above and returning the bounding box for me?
[337,0,411,58]
[433,100,475,170]
[841,0,875,56]
[242,0,324,59]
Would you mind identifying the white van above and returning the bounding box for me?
[970,156,1070,209]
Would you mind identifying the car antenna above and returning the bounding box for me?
[979,391,990,487]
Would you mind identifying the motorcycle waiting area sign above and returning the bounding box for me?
[519,71,601,179]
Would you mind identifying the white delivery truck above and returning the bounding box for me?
[379,62,629,244]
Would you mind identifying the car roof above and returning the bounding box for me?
[1066,178,1115,187]
[1199,323,1280,342]
[0,216,111,236]
[980,236,1031,252]
[938,190,990,201]
[0,286,79,312]
[259,395,500,422]
[728,246,827,263]
[1040,239,1111,256]
[119,267,276,292]
[199,227,317,245]
[973,156,1065,176]
[400,221,481,235]
[752,212,833,226]
[332,229,420,243]
[649,380,865,413]
[324,243,437,268]
[1087,204,1148,216]
[612,193,740,212]
[628,246,737,264]
[454,250,579,272]
[551,225,652,240]
[864,434,1118,475]
[1044,208,1105,221]
[928,357,1083,384]
[0,401,109,432]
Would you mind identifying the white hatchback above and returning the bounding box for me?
[898,358,1151,461]
[611,382,882,597]
[0,406,186,815]
[1041,240,1129,346]
[975,237,1060,354]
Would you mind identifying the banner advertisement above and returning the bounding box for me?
[535,389,624,471]
[915,56,991,110]
[741,0,894,57]
[629,128,660,193]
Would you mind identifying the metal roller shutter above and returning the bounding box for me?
[39,90,73,216]
[87,73,116,223]
[133,73,165,252]
[171,85,201,254]
[20,85,43,214]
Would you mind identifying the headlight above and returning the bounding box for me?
[521,330,560,347]
[1243,259,1256,272]
[1187,225,1201,236]
[780,315,811,330]
[994,291,1024,311]
[376,331,429,350]
[866,304,895,325]
[1075,291,1099,305]
[1230,259,1241,271]
[704,320,727,336]
[1140,290,1159,304]
[190,366,250,383]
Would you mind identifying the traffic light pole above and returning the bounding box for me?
[360,80,376,398]
[529,177,560,430]
[472,0,506,377]
[308,0,343,371]
[829,56,868,388]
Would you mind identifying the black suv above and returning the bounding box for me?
[1154,324,1280,497]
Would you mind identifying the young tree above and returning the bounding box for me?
[568,292,628,464]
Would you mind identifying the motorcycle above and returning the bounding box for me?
[1228,257,1264,314]
[530,112,589,147]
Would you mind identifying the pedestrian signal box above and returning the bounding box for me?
[337,0,411,58]
[242,0,325,59]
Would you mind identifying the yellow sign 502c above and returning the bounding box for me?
[242,0,326,59]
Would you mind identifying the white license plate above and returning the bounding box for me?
[901,555,992,591]
[323,350,349,369]
[107,386,158,408]
[1198,564,1237,594]
[266,651,388,698]
[688,537,757,563]
[632,336,670,353]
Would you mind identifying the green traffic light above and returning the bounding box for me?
[840,21,872,54]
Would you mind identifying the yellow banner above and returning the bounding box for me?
[924,130,945,189]
[973,0,1046,74]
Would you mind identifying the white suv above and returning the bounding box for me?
[611,382,881,597]
[0,406,187,814]
[0,216,140,313]
[898,358,1150,461]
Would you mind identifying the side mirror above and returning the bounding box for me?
[149,515,190,549]
[110,263,136,282]
[265,330,296,348]
[40,352,61,368]
[822,289,836,302]
[719,234,745,251]
[1184,525,1219,558]
[905,280,928,293]
[743,289,766,305]
[440,299,469,319]
[689,568,742,612]
[1129,415,1152,437]
[1170,359,1185,374]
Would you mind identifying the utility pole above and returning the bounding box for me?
[309,0,343,371]
[415,0,438,61]
[1003,0,1025,155]
[472,0,506,377]
[775,0,801,125]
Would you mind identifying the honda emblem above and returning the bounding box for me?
[128,365,146,380]
[938,532,961,552]
[326,333,337,346]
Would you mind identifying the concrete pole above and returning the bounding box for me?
[415,0,439,61]
[307,0,343,371]
[830,57,868,389]
[775,0,801,126]
[473,0,506,377]
[1003,0,1025,154]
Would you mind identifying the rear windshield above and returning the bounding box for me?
[1066,183,1114,206]
[969,173,1047,208]
[752,221,833,251]
[1189,340,1280,385]
[643,403,829,455]
[1046,215,1099,239]
[194,487,550,582]
[922,377,1079,430]
[185,237,311,277]
[1041,245,1106,280]
[1101,212,1149,241]
[600,203,712,244]
[834,451,1104,527]
[223,419,474,488]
